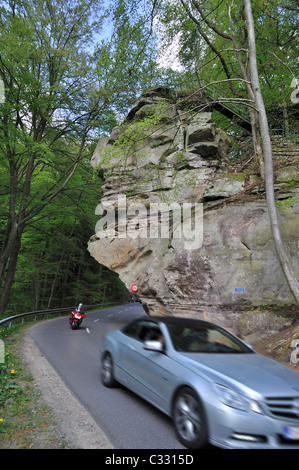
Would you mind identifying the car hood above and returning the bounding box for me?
[180,352,299,398]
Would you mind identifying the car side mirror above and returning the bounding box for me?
[143,340,164,352]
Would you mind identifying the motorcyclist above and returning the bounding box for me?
[70,302,84,323]
[77,303,84,314]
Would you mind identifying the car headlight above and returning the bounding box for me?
[213,383,262,414]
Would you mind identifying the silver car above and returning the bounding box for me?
[100,316,299,449]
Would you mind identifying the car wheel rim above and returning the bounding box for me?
[174,393,201,443]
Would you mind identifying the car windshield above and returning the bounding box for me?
[167,324,252,354]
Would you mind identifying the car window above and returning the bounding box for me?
[123,320,162,343]
[167,324,252,353]
[122,320,140,338]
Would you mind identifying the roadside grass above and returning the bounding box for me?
[0,321,67,449]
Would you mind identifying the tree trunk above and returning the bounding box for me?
[0,230,22,313]
[47,252,64,310]
[281,84,290,137]
[61,252,72,307]
[249,108,264,179]
[244,0,299,306]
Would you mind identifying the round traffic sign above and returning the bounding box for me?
[131,284,138,292]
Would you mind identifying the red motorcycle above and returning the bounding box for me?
[69,309,86,329]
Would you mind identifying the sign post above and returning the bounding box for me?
[131,284,138,293]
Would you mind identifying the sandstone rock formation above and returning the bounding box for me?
[88,87,299,340]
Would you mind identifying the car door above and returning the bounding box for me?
[121,322,178,410]
[134,344,177,411]
[115,320,152,394]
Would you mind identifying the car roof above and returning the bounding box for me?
[136,315,215,329]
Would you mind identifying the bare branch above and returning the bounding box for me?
[191,0,233,40]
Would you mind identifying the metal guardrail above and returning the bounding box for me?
[0,301,125,329]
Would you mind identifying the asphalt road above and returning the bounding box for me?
[29,303,185,449]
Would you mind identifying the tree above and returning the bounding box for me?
[0,0,169,314]
[156,0,299,306]
[243,0,299,305]
[158,0,298,174]
[7,160,127,313]
[0,0,109,313]
[96,0,172,118]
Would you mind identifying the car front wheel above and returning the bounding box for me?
[173,387,208,449]
[101,352,117,387]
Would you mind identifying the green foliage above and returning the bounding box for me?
[0,327,27,419]
[96,100,168,188]
[0,354,24,408]
[277,195,299,209]
[157,0,298,137]
[0,0,132,314]
[4,159,127,312]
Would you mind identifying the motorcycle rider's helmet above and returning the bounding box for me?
[78,303,83,312]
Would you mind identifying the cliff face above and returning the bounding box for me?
[88,87,299,340]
